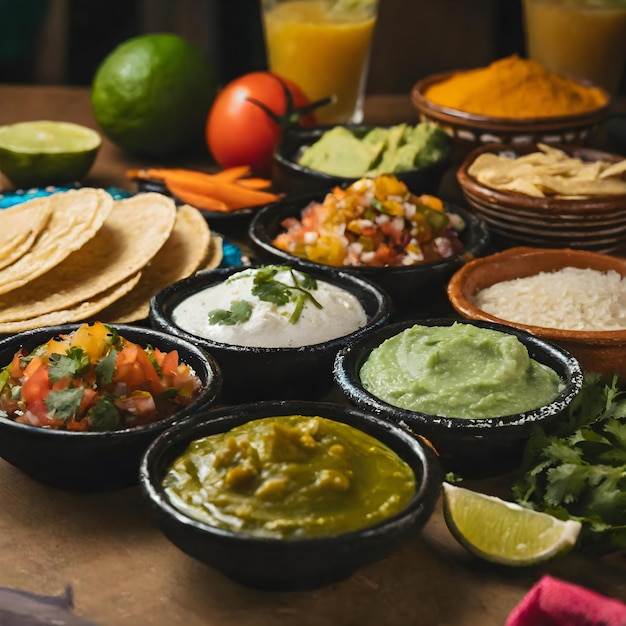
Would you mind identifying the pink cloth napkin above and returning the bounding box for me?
[506,575,626,626]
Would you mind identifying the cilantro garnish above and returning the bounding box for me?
[512,373,626,555]
[251,265,322,324]
[95,348,118,386]
[88,395,120,431]
[208,299,253,326]
[208,267,323,326]
[45,387,84,422]
[104,325,124,351]
[48,346,90,382]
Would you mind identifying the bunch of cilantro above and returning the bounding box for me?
[513,372,626,556]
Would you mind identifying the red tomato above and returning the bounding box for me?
[206,71,317,176]
[21,364,50,406]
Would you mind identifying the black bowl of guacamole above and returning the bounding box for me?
[272,122,452,196]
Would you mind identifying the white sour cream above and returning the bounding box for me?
[172,267,368,348]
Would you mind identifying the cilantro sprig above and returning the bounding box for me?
[208,266,322,326]
[512,372,626,555]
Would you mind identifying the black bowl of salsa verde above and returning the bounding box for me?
[139,399,441,591]
[333,318,584,478]
[0,322,222,491]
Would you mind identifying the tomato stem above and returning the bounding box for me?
[246,73,334,128]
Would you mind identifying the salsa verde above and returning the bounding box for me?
[163,414,416,539]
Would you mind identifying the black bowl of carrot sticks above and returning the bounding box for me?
[127,165,284,236]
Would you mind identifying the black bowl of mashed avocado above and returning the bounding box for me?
[139,400,441,591]
[272,122,452,196]
[334,318,584,477]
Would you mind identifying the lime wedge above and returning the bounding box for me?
[442,483,581,566]
[0,121,101,188]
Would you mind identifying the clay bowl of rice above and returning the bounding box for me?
[447,246,626,381]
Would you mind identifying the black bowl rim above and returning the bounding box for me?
[248,192,490,276]
[272,122,452,184]
[0,323,222,440]
[411,70,612,126]
[333,317,584,432]
[140,399,440,546]
[150,265,393,355]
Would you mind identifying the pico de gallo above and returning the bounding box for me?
[0,322,203,432]
[272,175,465,267]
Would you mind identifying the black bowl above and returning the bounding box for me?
[248,193,490,310]
[149,266,392,403]
[139,399,441,590]
[272,123,452,196]
[0,324,222,491]
[333,318,584,477]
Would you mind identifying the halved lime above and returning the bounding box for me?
[0,120,101,188]
[442,482,581,566]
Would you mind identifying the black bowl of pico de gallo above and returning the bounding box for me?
[0,321,221,491]
[248,175,490,311]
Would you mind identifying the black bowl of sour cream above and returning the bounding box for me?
[150,265,392,402]
[139,399,441,591]
[334,318,584,477]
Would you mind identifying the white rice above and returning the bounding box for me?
[473,266,626,331]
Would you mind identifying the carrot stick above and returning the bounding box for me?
[167,183,230,212]
[235,177,273,190]
[210,165,252,181]
[166,177,281,210]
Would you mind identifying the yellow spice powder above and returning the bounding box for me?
[424,55,608,118]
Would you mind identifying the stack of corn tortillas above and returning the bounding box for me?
[0,187,222,332]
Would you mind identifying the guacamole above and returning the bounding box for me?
[359,323,563,419]
[163,415,416,539]
[297,122,449,178]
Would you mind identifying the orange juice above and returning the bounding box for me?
[262,0,377,124]
[523,0,626,93]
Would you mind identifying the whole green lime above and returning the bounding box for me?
[91,33,216,157]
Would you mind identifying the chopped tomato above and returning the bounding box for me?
[21,364,50,405]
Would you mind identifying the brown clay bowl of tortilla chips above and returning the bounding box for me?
[0,323,222,491]
[456,143,626,253]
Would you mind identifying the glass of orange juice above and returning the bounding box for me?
[523,0,626,94]
[261,0,379,124]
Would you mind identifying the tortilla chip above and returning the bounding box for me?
[469,147,626,198]
[0,188,113,295]
[99,204,210,323]
[0,197,52,270]
[0,192,177,323]
[0,272,142,334]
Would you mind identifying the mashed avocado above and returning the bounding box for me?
[297,122,449,178]
[359,323,563,419]
[163,415,416,539]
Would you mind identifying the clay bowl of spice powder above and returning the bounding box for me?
[411,56,610,156]
[447,246,626,382]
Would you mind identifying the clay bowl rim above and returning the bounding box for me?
[447,246,626,346]
[333,316,583,434]
[411,70,611,131]
[456,142,626,215]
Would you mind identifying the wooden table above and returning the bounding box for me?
[0,85,625,626]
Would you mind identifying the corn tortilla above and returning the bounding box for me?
[0,197,53,270]
[202,233,224,270]
[0,188,113,295]
[0,192,177,323]
[0,271,142,334]
[99,204,210,323]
